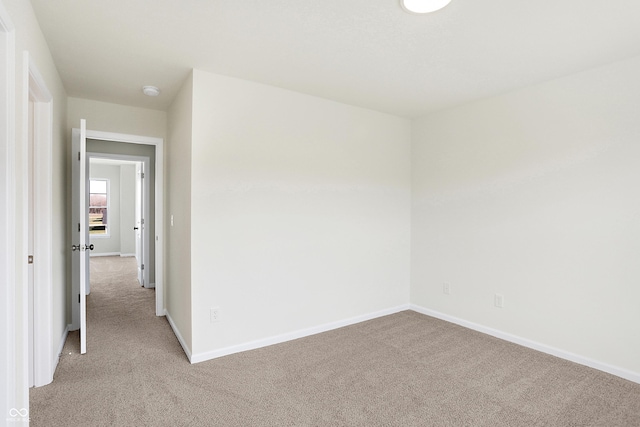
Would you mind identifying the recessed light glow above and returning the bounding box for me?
[402,0,452,14]
[142,85,160,97]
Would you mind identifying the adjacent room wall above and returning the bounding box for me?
[411,55,640,376]
[67,97,167,139]
[166,72,193,353]
[189,70,411,357]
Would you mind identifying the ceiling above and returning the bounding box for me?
[30,0,640,118]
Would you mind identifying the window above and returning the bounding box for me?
[89,179,109,235]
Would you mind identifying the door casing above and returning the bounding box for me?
[23,52,54,388]
[1,0,17,416]
[71,129,164,325]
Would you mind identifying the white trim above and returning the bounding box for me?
[23,52,54,388]
[409,304,640,385]
[83,130,164,316]
[52,324,69,374]
[88,130,160,146]
[119,253,136,258]
[165,310,192,361]
[0,0,16,419]
[190,304,410,364]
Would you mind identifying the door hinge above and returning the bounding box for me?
[28,255,34,264]
[78,294,80,303]
[141,264,145,270]
[78,223,81,232]
[141,218,144,225]
[141,172,145,179]
[78,152,80,161]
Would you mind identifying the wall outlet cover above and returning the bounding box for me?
[210,307,220,323]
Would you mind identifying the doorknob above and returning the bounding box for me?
[73,244,94,251]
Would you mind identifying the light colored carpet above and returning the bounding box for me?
[30,256,640,426]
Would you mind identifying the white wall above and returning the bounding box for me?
[67,97,166,139]
[166,72,193,351]
[411,55,640,376]
[3,0,68,415]
[189,70,411,357]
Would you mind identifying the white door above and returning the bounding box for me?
[71,120,88,354]
[27,99,34,385]
[135,162,144,286]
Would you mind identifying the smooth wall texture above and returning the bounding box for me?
[190,70,411,356]
[166,73,193,352]
[411,55,640,375]
[67,97,166,139]
[4,0,68,412]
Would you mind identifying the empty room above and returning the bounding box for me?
[2,0,640,425]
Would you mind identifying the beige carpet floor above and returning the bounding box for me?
[30,256,640,426]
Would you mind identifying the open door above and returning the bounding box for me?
[71,119,88,354]
[135,162,144,286]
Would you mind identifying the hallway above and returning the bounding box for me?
[29,256,185,425]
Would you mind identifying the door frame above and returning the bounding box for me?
[1,0,16,417]
[87,153,151,289]
[82,130,164,316]
[22,52,54,387]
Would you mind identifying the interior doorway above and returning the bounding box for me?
[71,127,164,348]
[87,155,150,290]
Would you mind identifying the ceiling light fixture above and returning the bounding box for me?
[142,85,161,97]
[401,0,452,14]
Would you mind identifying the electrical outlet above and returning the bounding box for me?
[494,294,504,308]
[443,283,451,295]
[210,307,220,323]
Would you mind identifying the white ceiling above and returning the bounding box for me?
[30,0,640,118]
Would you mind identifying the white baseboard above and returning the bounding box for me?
[165,310,192,362]
[190,304,411,364]
[119,253,135,257]
[90,252,120,257]
[53,324,70,373]
[410,304,640,384]
[145,282,155,289]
